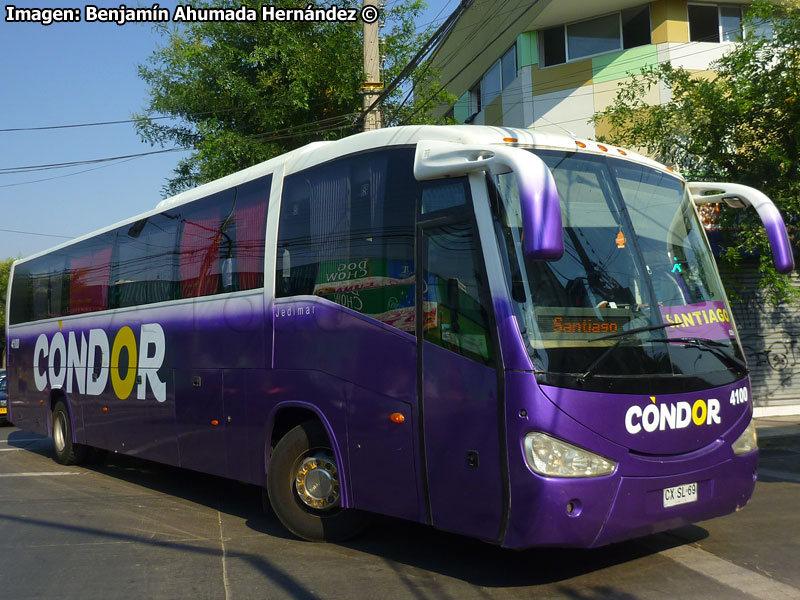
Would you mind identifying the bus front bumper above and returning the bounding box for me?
[502,450,758,549]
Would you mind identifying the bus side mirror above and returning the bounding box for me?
[414,140,563,261]
[688,182,795,274]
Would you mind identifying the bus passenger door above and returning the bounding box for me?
[418,215,505,542]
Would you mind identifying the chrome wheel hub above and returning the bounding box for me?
[295,453,340,510]
[54,413,66,453]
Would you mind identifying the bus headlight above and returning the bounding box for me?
[732,419,758,455]
[523,432,616,477]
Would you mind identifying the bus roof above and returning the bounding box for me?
[14,125,679,265]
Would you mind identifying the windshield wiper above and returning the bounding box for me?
[578,323,680,384]
[649,337,747,372]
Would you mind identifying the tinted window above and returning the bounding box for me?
[177,176,270,298]
[422,180,470,214]
[178,190,230,299]
[111,213,180,309]
[542,26,566,66]
[622,6,651,48]
[227,177,269,291]
[689,5,720,42]
[9,263,33,324]
[276,148,416,333]
[26,254,68,321]
[69,233,114,314]
[423,222,495,366]
[9,175,270,324]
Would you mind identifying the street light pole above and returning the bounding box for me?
[361,0,383,131]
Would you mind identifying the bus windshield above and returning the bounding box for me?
[491,150,746,393]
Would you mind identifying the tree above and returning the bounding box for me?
[136,0,451,196]
[0,257,13,367]
[594,0,799,300]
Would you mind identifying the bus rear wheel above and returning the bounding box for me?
[52,401,88,465]
[267,421,367,542]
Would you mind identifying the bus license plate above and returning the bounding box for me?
[0,408,6,415]
[663,482,697,507]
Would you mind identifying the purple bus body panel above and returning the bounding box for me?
[272,297,422,522]
[502,371,757,548]
[539,380,750,455]
[223,369,253,483]
[422,340,504,541]
[7,294,267,473]
[6,290,759,548]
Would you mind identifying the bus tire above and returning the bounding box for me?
[267,421,367,542]
[52,401,88,465]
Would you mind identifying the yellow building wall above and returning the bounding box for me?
[651,0,689,44]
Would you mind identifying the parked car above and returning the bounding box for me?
[0,376,8,425]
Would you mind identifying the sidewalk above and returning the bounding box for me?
[755,414,800,439]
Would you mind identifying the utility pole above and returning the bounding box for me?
[361,0,383,131]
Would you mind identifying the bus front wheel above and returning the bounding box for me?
[267,421,367,542]
[52,401,88,465]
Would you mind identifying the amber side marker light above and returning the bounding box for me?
[503,137,518,143]
[617,149,627,156]
[576,141,587,148]
[390,413,405,424]
[597,144,609,152]
[211,420,220,427]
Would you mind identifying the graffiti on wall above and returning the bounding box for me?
[730,285,800,401]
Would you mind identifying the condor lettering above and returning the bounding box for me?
[625,396,721,434]
[33,324,166,403]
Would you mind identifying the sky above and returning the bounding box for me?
[0,0,454,260]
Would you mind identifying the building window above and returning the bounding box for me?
[541,25,566,67]
[540,7,651,67]
[501,44,517,88]
[469,43,517,116]
[468,83,481,115]
[481,60,502,107]
[688,4,742,42]
[622,6,651,48]
[567,13,621,60]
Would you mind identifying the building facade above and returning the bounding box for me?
[436,0,765,139]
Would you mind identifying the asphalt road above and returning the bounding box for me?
[0,423,798,600]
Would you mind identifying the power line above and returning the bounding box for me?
[363,0,476,121]
[0,228,74,240]
[400,0,543,124]
[0,148,185,174]
[0,157,142,189]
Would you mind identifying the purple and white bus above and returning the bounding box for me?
[4,126,794,547]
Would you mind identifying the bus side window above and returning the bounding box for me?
[276,148,416,334]
[227,175,270,292]
[69,236,113,315]
[29,254,68,320]
[111,214,180,308]
[178,194,227,299]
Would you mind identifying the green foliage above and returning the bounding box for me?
[136,0,447,196]
[0,257,14,365]
[594,0,800,302]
